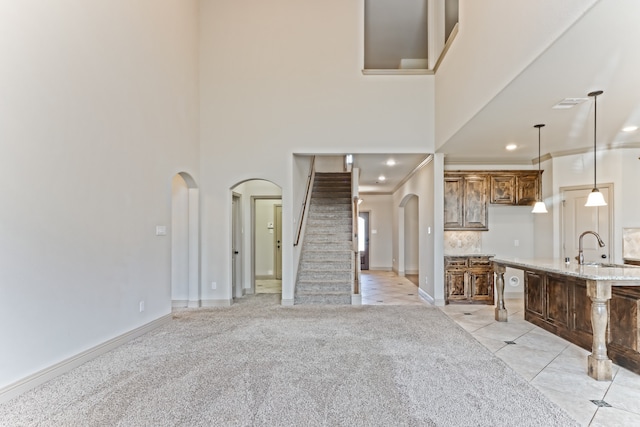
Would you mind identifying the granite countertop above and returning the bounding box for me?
[492,257,640,282]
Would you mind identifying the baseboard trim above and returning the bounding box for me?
[281,298,294,306]
[404,269,418,275]
[255,275,276,280]
[0,314,172,404]
[419,288,435,305]
[351,294,362,305]
[172,300,188,308]
[201,299,232,307]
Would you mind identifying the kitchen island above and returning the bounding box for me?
[492,257,640,381]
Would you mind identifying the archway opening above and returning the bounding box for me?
[230,179,283,298]
[171,172,199,308]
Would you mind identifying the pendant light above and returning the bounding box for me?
[531,124,548,213]
[585,90,607,207]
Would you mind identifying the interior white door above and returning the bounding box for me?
[562,186,611,263]
[275,205,282,280]
[232,194,242,298]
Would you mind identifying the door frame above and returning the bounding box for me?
[560,183,614,262]
[274,204,282,280]
[359,211,370,270]
[231,192,243,299]
[251,195,282,293]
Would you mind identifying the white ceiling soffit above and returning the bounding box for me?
[437,0,640,164]
[353,153,431,194]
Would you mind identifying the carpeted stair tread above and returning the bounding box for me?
[295,172,355,305]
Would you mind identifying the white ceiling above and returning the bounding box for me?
[316,2,640,195]
[437,0,640,164]
[353,153,431,194]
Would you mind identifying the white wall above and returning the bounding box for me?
[199,0,434,304]
[358,195,394,270]
[404,196,420,274]
[435,0,597,149]
[550,148,639,263]
[0,0,199,392]
[392,160,436,301]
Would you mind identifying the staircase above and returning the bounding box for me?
[295,172,354,304]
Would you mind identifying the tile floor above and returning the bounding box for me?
[361,270,640,427]
[255,279,282,294]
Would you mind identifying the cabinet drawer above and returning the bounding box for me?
[445,257,468,267]
[468,257,491,266]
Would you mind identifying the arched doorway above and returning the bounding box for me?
[171,172,200,308]
[230,179,283,298]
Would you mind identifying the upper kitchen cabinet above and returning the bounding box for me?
[444,173,488,231]
[489,171,541,206]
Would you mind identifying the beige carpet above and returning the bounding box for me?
[0,294,578,426]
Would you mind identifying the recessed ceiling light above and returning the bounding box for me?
[378,175,386,181]
[623,125,638,132]
[506,144,517,151]
[552,98,589,109]
[386,159,396,166]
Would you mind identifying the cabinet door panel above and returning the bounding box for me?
[525,271,544,318]
[490,175,516,204]
[446,270,467,301]
[463,176,488,230]
[546,275,569,327]
[444,177,464,229]
[469,269,494,303]
[573,280,593,336]
[517,173,539,206]
[610,288,640,351]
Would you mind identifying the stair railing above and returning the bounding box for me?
[351,167,360,296]
[294,156,315,247]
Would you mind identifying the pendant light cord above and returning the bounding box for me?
[593,93,597,189]
[534,124,545,201]
[538,126,542,200]
[588,90,603,190]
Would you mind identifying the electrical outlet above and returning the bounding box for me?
[211,282,217,290]
[139,301,145,312]
[514,239,520,247]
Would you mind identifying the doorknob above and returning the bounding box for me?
[601,254,607,259]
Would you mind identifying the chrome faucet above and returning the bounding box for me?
[576,231,605,265]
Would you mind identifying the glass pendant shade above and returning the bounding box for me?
[532,201,548,213]
[585,90,607,207]
[532,123,547,214]
[585,188,607,207]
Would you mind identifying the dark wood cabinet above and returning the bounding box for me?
[516,172,539,205]
[444,174,488,231]
[524,269,640,375]
[445,256,494,304]
[489,175,516,204]
[490,171,540,206]
[445,170,542,231]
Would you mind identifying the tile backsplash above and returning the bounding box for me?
[444,231,482,254]
[623,228,640,260]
